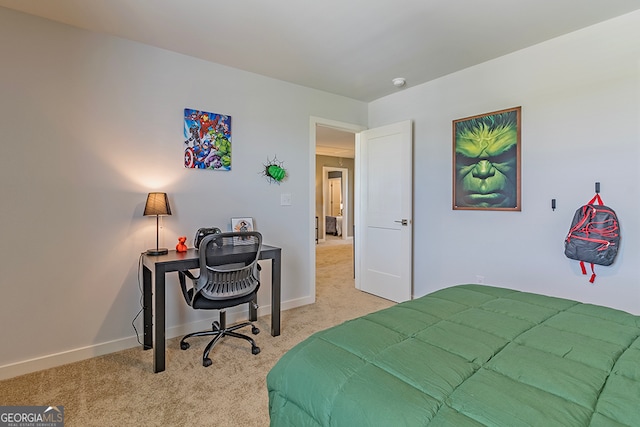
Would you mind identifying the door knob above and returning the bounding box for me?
[394,219,409,226]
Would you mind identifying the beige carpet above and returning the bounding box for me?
[0,243,393,426]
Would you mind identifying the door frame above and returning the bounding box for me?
[322,166,349,241]
[309,117,366,303]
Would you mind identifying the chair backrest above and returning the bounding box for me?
[194,231,262,300]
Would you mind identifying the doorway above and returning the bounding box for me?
[309,117,414,304]
[322,166,349,242]
[310,117,364,303]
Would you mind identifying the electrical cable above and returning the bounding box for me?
[131,252,145,345]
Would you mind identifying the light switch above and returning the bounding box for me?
[280,193,292,206]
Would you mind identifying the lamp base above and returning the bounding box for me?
[146,248,169,256]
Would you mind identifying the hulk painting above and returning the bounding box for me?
[453,107,520,210]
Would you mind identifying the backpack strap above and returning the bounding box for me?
[588,193,603,205]
[580,261,596,283]
[577,203,600,284]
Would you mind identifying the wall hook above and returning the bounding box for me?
[595,182,600,194]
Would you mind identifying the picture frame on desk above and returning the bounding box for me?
[231,217,255,245]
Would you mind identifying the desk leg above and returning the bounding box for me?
[271,252,281,336]
[142,265,153,350]
[249,295,257,322]
[153,265,166,373]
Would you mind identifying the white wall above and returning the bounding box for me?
[0,8,367,378]
[369,11,640,314]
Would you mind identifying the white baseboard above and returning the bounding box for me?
[0,296,314,381]
[0,337,142,381]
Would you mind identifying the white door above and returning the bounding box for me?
[355,120,412,302]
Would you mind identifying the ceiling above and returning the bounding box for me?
[2,0,638,156]
[316,126,356,159]
[1,0,638,103]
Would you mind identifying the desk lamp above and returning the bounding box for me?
[144,192,172,256]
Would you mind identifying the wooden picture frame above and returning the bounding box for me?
[452,106,521,211]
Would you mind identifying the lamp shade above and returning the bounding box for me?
[144,192,172,216]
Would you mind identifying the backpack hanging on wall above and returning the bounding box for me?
[564,193,620,283]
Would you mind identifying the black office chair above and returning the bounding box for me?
[178,231,262,367]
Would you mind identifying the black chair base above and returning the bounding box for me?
[180,311,260,367]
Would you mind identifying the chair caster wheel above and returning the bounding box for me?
[203,358,212,367]
[180,342,190,350]
[252,346,261,355]
[252,326,260,335]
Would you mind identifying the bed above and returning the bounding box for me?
[267,284,640,426]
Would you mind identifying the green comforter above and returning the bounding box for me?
[267,284,640,426]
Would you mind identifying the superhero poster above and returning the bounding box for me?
[183,108,232,170]
[452,106,521,211]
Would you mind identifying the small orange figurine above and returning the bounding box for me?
[176,236,188,252]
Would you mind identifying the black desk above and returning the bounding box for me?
[142,245,282,373]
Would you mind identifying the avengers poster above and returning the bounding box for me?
[184,108,232,170]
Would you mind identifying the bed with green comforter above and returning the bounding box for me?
[267,284,640,426]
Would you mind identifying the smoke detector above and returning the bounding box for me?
[392,77,406,88]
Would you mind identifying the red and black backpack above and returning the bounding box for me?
[564,194,620,283]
